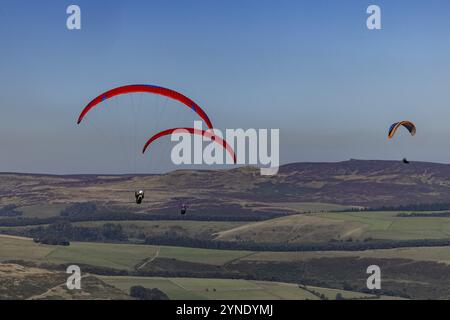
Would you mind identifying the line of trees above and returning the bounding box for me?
[129,286,169,300]
[397,212,450,217]
[366,202,450,212]
[27,221,128,242]
[0,204,22,217]
[143,235,450,252]
[33,237,70,246]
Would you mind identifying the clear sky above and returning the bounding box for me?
[1,0,450,174]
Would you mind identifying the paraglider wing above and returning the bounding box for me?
[142,128,237,164]
[388,121,416,139]
[77,84,213,129]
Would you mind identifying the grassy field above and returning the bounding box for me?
[0,235,54,261]
[45,242,160,270]
[157,246,252,265]
[215,210,450,244]
[45,243,252,268]
[277,202,361,212]
[4,234,450,270]
[303,285,403,300]
[8,202,450,245]
[8,209,450,245]
[214,214,366,243]
[101,276,315,300]
[0,236,252,269]
[0,235,160,270]
[228,200,360,214]
[0,236,434,300]
[100,276,383,300]
[323,211,450,240]
[242,246,450,265]
[45,243,251,268]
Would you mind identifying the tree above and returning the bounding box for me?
[336,293,344,300]
[130,286,169,300]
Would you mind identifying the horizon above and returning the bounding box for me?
[3,158,450,176]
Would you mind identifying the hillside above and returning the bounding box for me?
[214,210,450,244]
[2,236,447,300]
[0,263,131,300]
[1,160,450,213]
[214,214,366,243]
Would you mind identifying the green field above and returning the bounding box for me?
[45,242,160,270]
[157,246,252,265]
[243,246,450,265]
[0,235,54,261]
[0,235,427,300]
[45,242,251,268]
[100,276,382,300]
[215,210,450,244]
[4,233,450,271]
[323,211,450,240]
[303,285,403,300]
[5,207,450,245]
[0,236,252,269]
[278,202,361,212]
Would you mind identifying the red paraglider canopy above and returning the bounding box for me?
[77,84,213,129]
[142,128,237,164]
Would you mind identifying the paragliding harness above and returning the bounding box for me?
[180,203,188,215]
[402,158,410,164]
[135,190,144,204]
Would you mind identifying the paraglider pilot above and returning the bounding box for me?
[135,190,144,204]
[180,203,187,215]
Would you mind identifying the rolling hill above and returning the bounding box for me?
[2,160,450,215]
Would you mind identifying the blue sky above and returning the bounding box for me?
[1,0,450,173]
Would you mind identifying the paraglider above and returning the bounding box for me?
[77,84,213,129]
[180,203,187,215]
[77,84,217,204]
[135,190,144,204]
[142,127,237,164]
[388,121,416,164]
[388,121,416,139]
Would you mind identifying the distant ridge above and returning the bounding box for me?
[2,159,450,208]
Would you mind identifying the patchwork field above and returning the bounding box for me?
[214,211,450,244]
[214,214,366,243]
[99,276,385,300]
[2,235,447,299]
[243,246,450,265]
[5,209,450,247]
[0,236,251,269]
[275,202,360,212]
[44,243,252,269]
[45,242,160,270]
[323,211,450,240]
[5,234,450,270]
